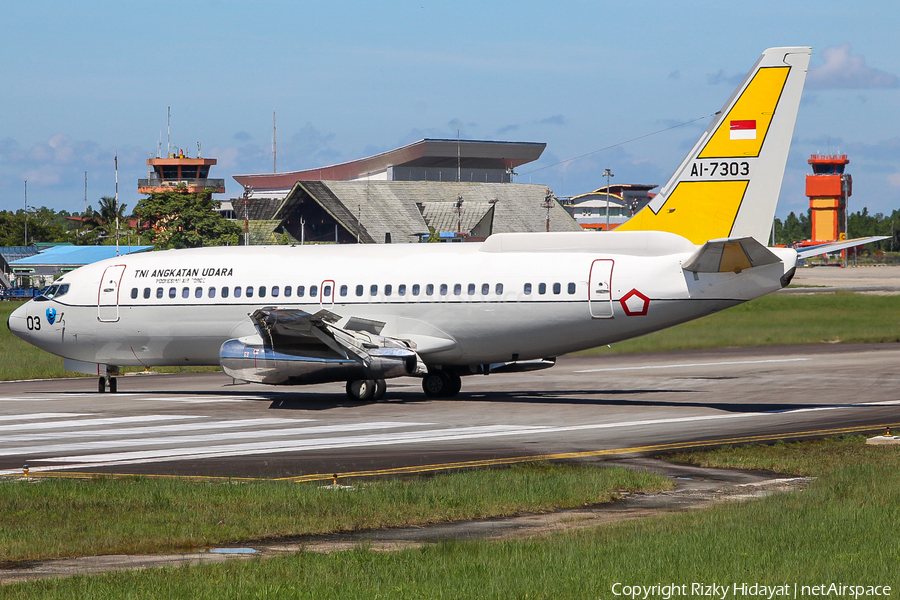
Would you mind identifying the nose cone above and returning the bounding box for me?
[8,302,31,341]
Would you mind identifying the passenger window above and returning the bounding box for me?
[467,284,475,295]
[412,284,420,296]
[284,285,292,297]
[310,285,318,297]
[496,283,503,295]
[272,286,279,297]
[234,286,242,298]
[356,285,364,297]
[131,288,138,299]
[157,287,163,299]
[426,284,434,296]
[481,283,489,295]
[340,285,348,297]
[323,285,331,297]
[398,284,406,296]
[208,287,216,298]
[440,284,448,295]
[169,287,176,299]
[553,283,561,295]
[524,283,532,295]
[538,283,547,295]
[385,284,392,296]
[259,286,266,298]
[195,287,203,298]
[568,282,576,294]
[182,287,190,299]
[370,284,378,296]
[454,284,462,295]
[222,286,229,298]
[246,286,254,298]
[143,288,151,299]
[297,285,305,297]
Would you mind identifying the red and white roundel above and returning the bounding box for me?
[620,288,650,316]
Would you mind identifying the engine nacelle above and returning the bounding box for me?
[219,337,419,385]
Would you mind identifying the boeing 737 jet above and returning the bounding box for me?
[11,47,852,401]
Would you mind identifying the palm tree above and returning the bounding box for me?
[80,197,128,245]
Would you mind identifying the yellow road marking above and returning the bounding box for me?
[2,423,889,483]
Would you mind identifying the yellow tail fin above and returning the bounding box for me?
[617,47,811,244]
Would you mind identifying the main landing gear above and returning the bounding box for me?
[421,369,461,398]
[345,379,387,402]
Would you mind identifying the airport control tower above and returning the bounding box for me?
[138,148,226,195]
[806,154,851,242]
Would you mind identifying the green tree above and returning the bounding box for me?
[773,210,811,245]
[0,207,71,246]
[134,189,241,249]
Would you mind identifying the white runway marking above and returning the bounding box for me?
[0,415,201,433]
[574,358,811,373]
[0,413,90,423]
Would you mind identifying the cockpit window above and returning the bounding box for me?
[37,284,70,301]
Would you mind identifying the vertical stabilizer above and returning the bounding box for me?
[618,47,811,244]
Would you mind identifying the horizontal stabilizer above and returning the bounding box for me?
[796,236,890,259]
[683,237,781,273]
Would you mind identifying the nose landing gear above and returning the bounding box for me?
[98,367,119,393]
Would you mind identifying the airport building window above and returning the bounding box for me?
[284,286,292,297]
[524,283,532,295]
[234,286,242,298]
[481,283,489,295]
[340,285,348,297]
[538,283,547,295]
[246,286,254,298]
[259,286,266,298]
[568,282,576,294]
[467,284,476,296]
[553,283,561,295]
[143,288,151,299]
[297,286,305,297]
[156,287,163,299]
[182,287,190,299]
[310,285,318,297]
[222,286,229,298]
[131,288,138,299]
[195,287,203,298]
[426,284,434,296]
[496,283,503,295]
[398,284,406,296]
[272,286,280,297]
[440,284,448,296]
[208,287,216,299]
[454,284,462,296]
[169,287,176,299]
[412,284,420,296]
[370,284,378,296]
[356,285,364,297]
[385,284,392,296]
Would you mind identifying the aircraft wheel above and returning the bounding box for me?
[347,379,377,401]
[422,371,451,398]
[373,379,387,402]
[444,372,462,398]
[98,377,106,393]
[109,377,117,393]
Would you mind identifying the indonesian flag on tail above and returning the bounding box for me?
[729,120,757,140]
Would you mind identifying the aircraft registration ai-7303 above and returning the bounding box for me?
[10,46,862,400]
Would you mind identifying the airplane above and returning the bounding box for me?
[11,46,852,401]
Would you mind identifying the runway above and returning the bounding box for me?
[1,343,898,480]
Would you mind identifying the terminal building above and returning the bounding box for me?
[228,138,581,244]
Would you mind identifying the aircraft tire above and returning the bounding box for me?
[422,371,450,398]
[347,379,377,402]
[373,379,387,402]
[444,372,462,397]
[109,377,117,393]
[98,377,106,393]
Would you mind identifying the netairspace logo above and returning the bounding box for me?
[609,583,893,600]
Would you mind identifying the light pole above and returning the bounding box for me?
[24,180,28,246]
[603,168,614,231]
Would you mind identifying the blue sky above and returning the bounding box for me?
[2,1,899,220]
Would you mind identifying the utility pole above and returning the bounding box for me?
[542,190,554,232]
[241,186,252,246]
[115,154,120,256]
[456,195,464,234]
[273,110,277,174]
[23,180,27,246]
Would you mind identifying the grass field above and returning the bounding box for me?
[5,437,897,598]
[3,293,899,381]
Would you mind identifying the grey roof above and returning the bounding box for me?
[276,181,580,243]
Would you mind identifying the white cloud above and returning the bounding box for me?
[807,44,899,90]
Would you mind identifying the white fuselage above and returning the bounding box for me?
[8,231,796,371]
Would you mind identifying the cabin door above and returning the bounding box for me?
[97,264,127,322]
[588,259,614,319]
